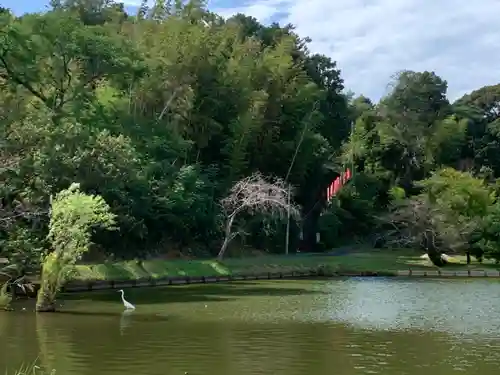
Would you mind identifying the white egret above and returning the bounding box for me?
[201,19,210,28]
[118,289,135,310]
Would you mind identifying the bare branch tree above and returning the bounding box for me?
[218,172,300,260]
[380,195,478,266]
[381,197,441,254]
[0,196,48,230]
[0,142,48,228]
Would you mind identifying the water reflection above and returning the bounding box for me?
[323,278,500,337]
[119,310,134,336]
[0,279,499,375]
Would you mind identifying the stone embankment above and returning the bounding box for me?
[57,268,500,293]
[396,269,500,277]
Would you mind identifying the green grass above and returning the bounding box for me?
[68,249,500,282]
[8,361,53,375]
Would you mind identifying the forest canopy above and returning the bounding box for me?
[1,0,500,276]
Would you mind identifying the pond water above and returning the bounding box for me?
[1,278,500,375]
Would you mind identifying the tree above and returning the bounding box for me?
[218,173,299,259]
[3,0,500,276]
[453,84,500,175]
[479,202,500,262]
[383,195,447,266]
[381,168,493,265]
[36,183,115,312]
[0,10,142,116]
[347,71,451,193]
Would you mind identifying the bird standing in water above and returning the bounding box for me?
[118,289,135,310]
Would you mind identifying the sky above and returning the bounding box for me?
[3,0,500,102]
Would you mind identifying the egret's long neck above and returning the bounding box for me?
[120,291,126,302]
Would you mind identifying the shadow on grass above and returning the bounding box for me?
[73,256,341,282]
[62,281,327,304]
[74,259,232,281]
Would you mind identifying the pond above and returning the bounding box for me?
[1,278,500,375]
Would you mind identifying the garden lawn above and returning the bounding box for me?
[69,249,499,282]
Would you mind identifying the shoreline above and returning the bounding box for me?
[54,268,500,293]
[17,251,500,295]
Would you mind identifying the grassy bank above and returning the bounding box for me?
[69,249,499,282]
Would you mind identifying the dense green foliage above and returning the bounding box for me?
[1,0,500,275]
[36,183,115,311]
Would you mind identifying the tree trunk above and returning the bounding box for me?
[427,252,446,267]
[35,256,59,312]
[36,290,56,312]
[217,214,236,260]
[217,238,229,261]
[424,231,446,267]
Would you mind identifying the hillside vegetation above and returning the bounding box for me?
[1,0,500,282]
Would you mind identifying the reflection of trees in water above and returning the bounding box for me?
[53,312,229,375]
[0,310,39,371]
[0,312,6,338]
[10,307,497,375]
[327,326,497,375]
[223,323,332,375]
[4,279,500,375]
[341,328,451,374]
[35,314,77,374]
[213,322,459,375]
[35,311,139,375]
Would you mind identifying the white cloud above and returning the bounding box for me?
[214,0,500,102]
[126,0,500,101]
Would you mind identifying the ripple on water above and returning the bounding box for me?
[2,278,500,375]
[318,278,500,337]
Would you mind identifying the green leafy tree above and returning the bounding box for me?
[453,84,500,175]
[479,202,500,262]
[36,183,115,312]
[382,168,493,265]
[5,0,500,274]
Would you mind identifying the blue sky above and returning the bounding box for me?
[4,0,500,102]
